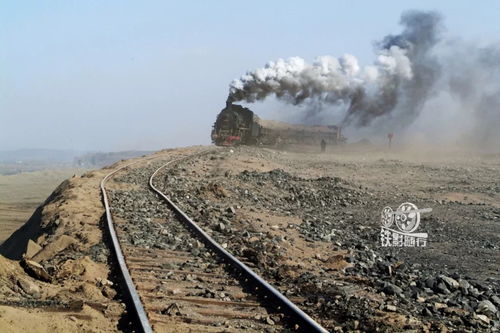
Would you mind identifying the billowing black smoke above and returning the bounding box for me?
[227,10,500,149]
[344,10,442,126]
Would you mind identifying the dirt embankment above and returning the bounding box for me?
[0,153,155,332]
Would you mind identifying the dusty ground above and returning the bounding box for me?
[0,144,498,332]
[159,145,500,331]
[169,145,500,278]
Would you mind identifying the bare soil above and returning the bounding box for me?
[0,145,498,332]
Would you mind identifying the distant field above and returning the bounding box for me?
[0,169,85,244]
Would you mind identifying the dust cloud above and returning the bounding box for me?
[228,10,500,151]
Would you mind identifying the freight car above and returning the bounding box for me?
[211,103,345,147]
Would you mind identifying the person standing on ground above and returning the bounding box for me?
[320,139,326,153]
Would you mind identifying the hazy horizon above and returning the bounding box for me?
[2,1,500,151]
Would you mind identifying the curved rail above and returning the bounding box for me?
[149,155,329,332]
[101,160,153,333]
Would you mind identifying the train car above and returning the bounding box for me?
[211,103,345,147]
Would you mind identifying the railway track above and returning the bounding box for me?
[101,149,328,332]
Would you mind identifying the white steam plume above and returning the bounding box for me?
[229,48,413,125]
[227,10,500,150]
[228,10,440,128]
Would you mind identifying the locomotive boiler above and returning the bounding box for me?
[211,102,345,147]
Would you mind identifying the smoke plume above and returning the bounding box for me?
[228,10,500,149]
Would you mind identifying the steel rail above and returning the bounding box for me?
[100,150,209,332]
[149,154,329,333]
[101,159,154,333]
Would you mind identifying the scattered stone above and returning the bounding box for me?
[102,286,117,299]
[24,240,42,259]
[434,302,447,310]
[163,303,182,316]
[469,286,481,298]
[435,282,451,295]
[439,275,460,290]
[386,305,397,312]
[58,259,86,278]
[382,283,403,295]
[22,260,51,282]
[458,279,470,290]
[475,314,490,325]
[31,235,78,262]
[425,277,436,289]
[96,278,114,287]
[17,278,40,298]
[476,300,497,315]
[422,308,432,316]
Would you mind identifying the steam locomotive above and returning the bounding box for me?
[211,103,345,147]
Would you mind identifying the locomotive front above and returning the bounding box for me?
[211,103,257,146]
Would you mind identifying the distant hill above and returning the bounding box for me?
[0,149,154,174]
[0,149,86,164]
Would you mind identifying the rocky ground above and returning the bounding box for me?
[106,155,285,331]
[151,146,499,332]
[0,145,498,332]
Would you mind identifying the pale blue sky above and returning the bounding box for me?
[1,1,499,150]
